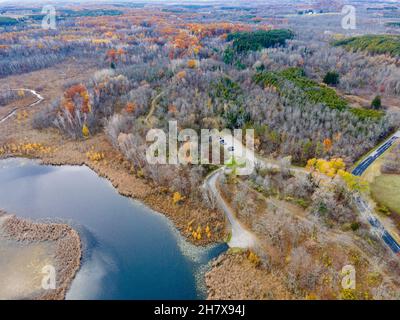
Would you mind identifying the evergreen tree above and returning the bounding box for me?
[371,95,382,110]
[323,71,340,86]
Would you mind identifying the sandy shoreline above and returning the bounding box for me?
[0,212,81,300]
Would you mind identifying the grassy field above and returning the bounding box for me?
[371,174,400,216]
[364,142,400,215]
[361,141,400,231]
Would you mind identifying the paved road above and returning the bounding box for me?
[352,130,400,255]
[0,89,44,124]
[352,131,400,176]
[354,196,400,255]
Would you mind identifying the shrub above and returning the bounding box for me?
[247,250,261,267]
[0,89,20,105]
[377,204,391,216]
[323,71,340,86]
[340,288,357,300]
[223,47,235,64]
[350,222,360,231]
[187,59,197,69]
[349,108,384,120]
[371,95,382,110]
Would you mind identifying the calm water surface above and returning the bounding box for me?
[0,158,227,299]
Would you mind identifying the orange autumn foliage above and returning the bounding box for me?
[125,102,136,113]
[63,84,91,114]
[106,49,117,62]
[176,71,186,79]
[323,138,333,152]
[168,105,177,114]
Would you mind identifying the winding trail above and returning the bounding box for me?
[145,91,164,124]
[204,168,257,249]
[203,132,306,249]
[0,89,44,124]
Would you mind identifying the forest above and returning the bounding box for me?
[0,16,18,26]
[333,35,400,58]
[23,4,398,186]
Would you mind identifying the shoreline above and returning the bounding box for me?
[0,83,228,298]
[0,63,228,299]
[0,62,227,247]
[0,132,228,247]
[44,154,227,247]
[0,212,82,300]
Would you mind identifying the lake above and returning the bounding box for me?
[0,158,227,299]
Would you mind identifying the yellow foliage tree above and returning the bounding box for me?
[306,158,345,178]
[173,192,183,205]
[337,169,368,192]
[307,158,367,191]
[82,124,90,138]
[306,293,317,300]
[187,59,197,69]
[186,220,194,233]
[176,70,186,79]
[247,251,261,266]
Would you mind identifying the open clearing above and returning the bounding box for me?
[371,174,400,216]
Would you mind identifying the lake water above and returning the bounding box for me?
[0,158,227,299]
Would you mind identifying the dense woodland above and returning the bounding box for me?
[23,4,400,200]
